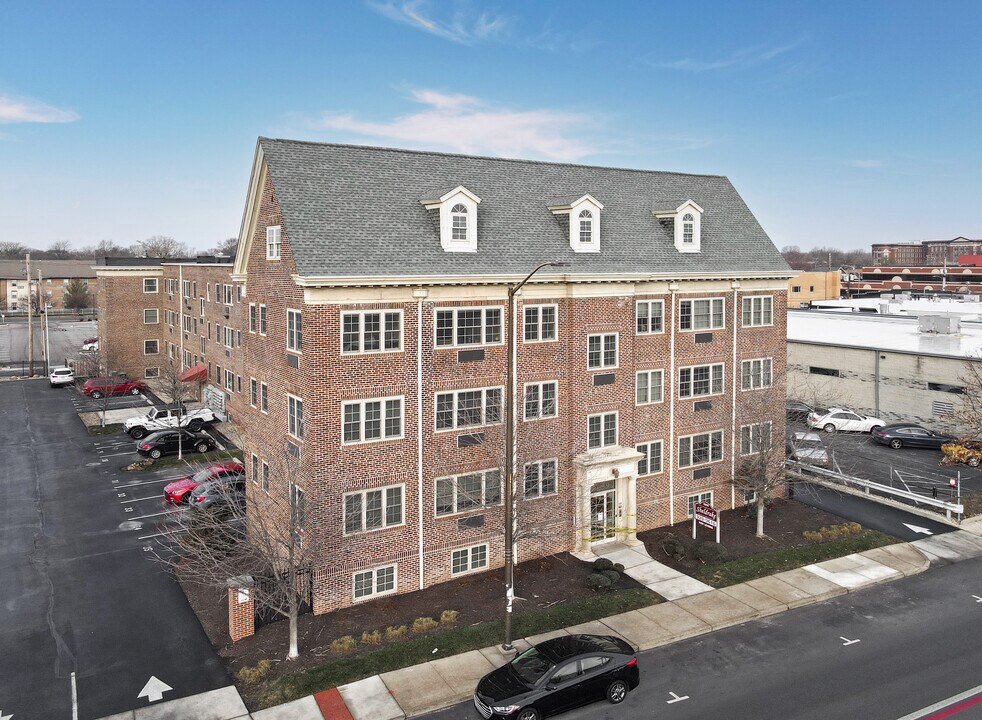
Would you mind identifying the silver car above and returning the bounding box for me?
[787,431,829,465]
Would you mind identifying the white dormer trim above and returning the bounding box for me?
[653,200,703,254]
[420,185,482,253]
[549,194,604,253]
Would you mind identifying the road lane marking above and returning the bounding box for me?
[138,528,181,540]
[127,510,172,520]
[114,476,185,488]
[840,636,860,646]
[119,495,169,504]
[138,676,172,704]
[71,671,78,720]
[973,595,982,602]
[896,682,982,719]
[667,692,689,703]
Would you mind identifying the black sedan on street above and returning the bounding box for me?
[136,430,216,459]
[871,423,956,450]
[473,634,639,720]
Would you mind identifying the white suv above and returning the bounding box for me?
[49,367,75,387]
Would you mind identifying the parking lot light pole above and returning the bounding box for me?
[502,260,569,653]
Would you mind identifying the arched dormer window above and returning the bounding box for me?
[451,204,468,241]
[682,213,694,245]
[579,209,593,243]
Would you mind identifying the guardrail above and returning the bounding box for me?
[788,460,964,519]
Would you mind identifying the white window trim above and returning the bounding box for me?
[523,303,559,343]
[143,339,159,356]
[434,386,504,432]
[260,382,268,414]
[687,491,714,518]
[636,369,665,406]
[742,295,775,328]
[678,430,725,469]
[434,469,502,517]
[434,306,504,349]
[248,303,256,333]
[451,543,490,576]
[143,308,159,325]
[223,284,233,307]
[587,332,619,370]
[258,304,267,336]
[143,278,158,294]
[636,440,664,476]
[266,225,282,260]
[261,460,269,493]
[352,564,398,602]
[678,297,726,332]
[340,309,404,355]
[343,483,406,535]
[740,421,773,456]
[523,380,558,420]
[741,357,774,391]
[249,378,257,407]
[144,367,160,379]
[523,458,558,499]
[636,299,665,335]
[287,308,302,354]
[678,362,725,399]
[251,454,259,484]
[287,393,304,441]
[587,411,618,450]
[341,396,405,445]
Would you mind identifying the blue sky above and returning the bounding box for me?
[1,0,980,252]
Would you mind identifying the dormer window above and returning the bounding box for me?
[653,200,703,253]
[420,186,481,253]
[549,194,603,253]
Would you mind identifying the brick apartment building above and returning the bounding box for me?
[0,259,95,311]
[872,236,982,266]
[96,139,792,614]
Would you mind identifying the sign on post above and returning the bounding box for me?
[692,502,720,544]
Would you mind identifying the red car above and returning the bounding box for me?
[83,377,147,399]
[164,462,245,504]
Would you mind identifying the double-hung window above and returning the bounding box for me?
[290,483,306,531]
[143,278,158,293]
[678,431,724,468]
[679,363,724,398]
[523,459,557,499]
[249,378,257,407]
[587,412,617,449]
[741,358,773,390]
[742,296,773,327]
[259,304,267,335]
[224,326,234,349]
[144,340,159,355]
[740,422,772,455]
[435,388,502,431]
[435,307,502,347]
[636,300,664,334]
[261,461,269,491]
[435,470,501,516]
[341,310,402,353]
[266,225,282,260]
[342,397,404,443]
[637,441,663,476]
[287,395,304,440]
[679,298,724,330]
[223,284,233,306]
[249,304,256,333]
[636,370,664,405]
[344,485,404,534]
[287,309,302,353]
[144,309,158,325]
[451,544,488,575]
[524,381,557,420]
[524,304,557,342]
[587,333,618,369]
[251,454,259,485]
[353,565,396,600]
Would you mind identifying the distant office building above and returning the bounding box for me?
[788,271,840,307]
[872,237,982,267]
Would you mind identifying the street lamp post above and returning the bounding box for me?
[502,260,569,652]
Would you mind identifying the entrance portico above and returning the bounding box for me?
[573,446,644,553]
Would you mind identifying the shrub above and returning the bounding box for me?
[236,659,273,685]
[613,563,625,573]
[602,569,622,584]
[329,636,357,654]
[440,610,459,626]
[587,572,613,590]
[802,530,823,542]
[661,534,686,560]
[847,522,862,534]
[384,625,408,641]
[694,541,728,564]
[361,630,382,645]
[592,557,615,571]
[412,616,439,634]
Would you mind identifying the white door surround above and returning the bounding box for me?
[573,445,643,552]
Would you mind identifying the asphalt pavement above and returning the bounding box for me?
[0,317,96,375]
[0,378,230,720]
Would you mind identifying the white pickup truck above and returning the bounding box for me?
[123,406,218,439]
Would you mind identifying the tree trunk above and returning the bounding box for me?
[287,592,298,660]
[756,495,765,537]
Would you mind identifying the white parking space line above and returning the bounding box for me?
[113,477,184,489]
[138,528,182,540]
[99,451,138,459]
[120,495,168,504]
[125,510,173,520]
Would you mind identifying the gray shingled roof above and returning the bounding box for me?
[258,138,790,279]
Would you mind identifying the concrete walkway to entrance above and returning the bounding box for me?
[574,541,715,600]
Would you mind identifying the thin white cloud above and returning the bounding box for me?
[845,159,884,168]
[367,0,509,45]
[657,38,806,72]
[0,94,79,124]
[313,89,601,162]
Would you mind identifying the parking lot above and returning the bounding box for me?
[0,379,230,720]
[0,317,97,376]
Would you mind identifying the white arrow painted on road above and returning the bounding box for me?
[137,676,172,703]
[973,595,982,603]
[903,523,933,535]
[0,709,13,720]
[667,691,689,703]
[840,636,861,646]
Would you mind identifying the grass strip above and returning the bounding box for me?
[87,423,124,436]
[693,530,896,587]
[256,587,658,708]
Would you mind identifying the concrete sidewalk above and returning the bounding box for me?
[98,529,982,720]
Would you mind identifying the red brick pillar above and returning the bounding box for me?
[227,575,255,641]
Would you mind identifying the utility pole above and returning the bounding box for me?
[26,253,34,376]
[39,269,50,375]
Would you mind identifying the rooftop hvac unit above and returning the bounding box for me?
[918,314,960,335]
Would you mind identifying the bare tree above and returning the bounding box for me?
[155,357,196,460]
[80,239,136,258]
[731,392,787,537]
[44,240,75,259]
[160,452,321,660]
[208,237,238,257]
[133,235,190,259]
[0,242,28,259]
[956,357,982,443]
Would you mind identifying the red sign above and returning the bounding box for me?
[694,502,717,529]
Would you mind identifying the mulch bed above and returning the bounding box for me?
[637,497,862,575]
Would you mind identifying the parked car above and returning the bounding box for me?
[786,400,816,423]
[49,366,75,387]
[124,405,218,439]
[807,407,885,434]
[81,340,99,352]
[83,377,147,399]
[473,634,639,720]
[786,431,829,465]
[164,462,245,504]
[136,430,216,459]
[189,476,246,513]
[872,423,956,450]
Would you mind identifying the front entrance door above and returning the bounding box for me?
[590,481,616,543]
